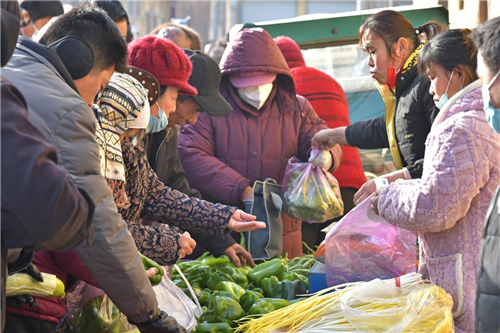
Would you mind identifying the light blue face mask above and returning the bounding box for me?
[435,69,456,110]
[146,102,169,134]
[482,69,500,133]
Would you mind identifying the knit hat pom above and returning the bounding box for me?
[274,36,306,69]
[229,71,277,88]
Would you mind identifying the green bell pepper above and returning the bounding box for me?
[239,291,263,313]
[202,295,245,327]
[187,266,213,288]
[238,265,252,276]
[261,276,279,297]
[248,258,285,284]
[248,299,275,315]
[139,253,164,286]
[218,266,249,289]
[263,298,291,310]
[172,279,187,288]
[200,256,230,267]
[250,287,264,295]
[272,280,295,300]
[207,271,234,290]
[291,272,309,290]
[196,289,211,307]
[189,277,203,288]
[272,280,307,301]
[215,290,239,301]
[215,281,246,302]
[195,322,233,333]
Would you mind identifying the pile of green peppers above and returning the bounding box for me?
[172,252,314,332]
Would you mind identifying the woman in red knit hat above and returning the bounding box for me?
[128,35,197,135]
[101,35,266,267]
[275,35,367,248]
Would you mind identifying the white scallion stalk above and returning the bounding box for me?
[236,273,424,333]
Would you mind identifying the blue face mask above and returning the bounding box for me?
[435,69,456,110]
[146,103,169,134]
[482,69,500,133]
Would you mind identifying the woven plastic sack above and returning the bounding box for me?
[325,194,417,287]
[282,157,343,223]
[340,279,454,332]
[62,282,129,333]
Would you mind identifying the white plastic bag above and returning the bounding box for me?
[153,273,201,332]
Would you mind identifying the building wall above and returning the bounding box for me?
[126,1,170,36]
[413,0,500,28]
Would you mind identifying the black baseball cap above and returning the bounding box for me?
[183,49,232,116]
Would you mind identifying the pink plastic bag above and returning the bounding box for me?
[325,194,417,287]
[282,157,343,223]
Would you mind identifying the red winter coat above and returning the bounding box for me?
[178,28,342,258]
[291,67,366,190]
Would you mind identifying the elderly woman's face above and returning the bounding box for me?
[151,87,178,118]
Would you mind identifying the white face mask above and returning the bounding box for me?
[237,83,274,110]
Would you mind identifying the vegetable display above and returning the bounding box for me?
[173,251,314,332]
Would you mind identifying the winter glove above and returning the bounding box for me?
[21,263,44,282]
[6,294,38,308]
[5,263,43,308]
[308,148,333,170]
[132,310,187,333]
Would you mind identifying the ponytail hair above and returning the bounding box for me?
[418,29,477,81]
[359,10,445,54]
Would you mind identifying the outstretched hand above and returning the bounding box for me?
[227,210,266,233]
[311,129,338,150]
[223,243,255,268]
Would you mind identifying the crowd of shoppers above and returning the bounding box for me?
[2,1,500,332]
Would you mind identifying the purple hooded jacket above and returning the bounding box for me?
[178,28,342,258]
[377,82,500,333]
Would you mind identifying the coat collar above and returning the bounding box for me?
[431,79,482,131]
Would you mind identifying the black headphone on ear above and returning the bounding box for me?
[49,36,94,80]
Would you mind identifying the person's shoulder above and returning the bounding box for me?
[295,94,316,110]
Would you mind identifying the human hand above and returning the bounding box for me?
[241,186,253,202]
[312,128,344,150]
[227,210,266,233]
[146,267,159,279]
[6,294,38,308]
[309,148,333,169]
[21,263,44,282]
[223,243,255,268]
[177,232,196,260]
[132,309,187,333]
[370,194,380,215]
[353,180,377,205]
